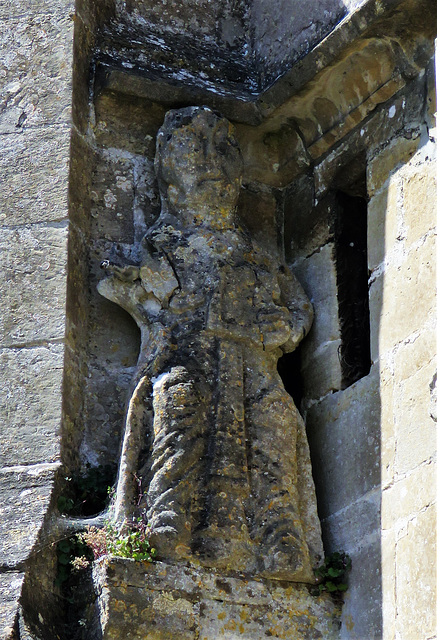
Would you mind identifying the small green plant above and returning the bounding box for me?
[314,551,352,595]
[76,518,157,565]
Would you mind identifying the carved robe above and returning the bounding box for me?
[99,220,322,581]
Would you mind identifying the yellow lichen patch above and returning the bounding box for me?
[113,599,127,613]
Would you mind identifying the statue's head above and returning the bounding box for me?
[155,106,243,227]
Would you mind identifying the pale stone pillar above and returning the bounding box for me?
[0,0,74,634]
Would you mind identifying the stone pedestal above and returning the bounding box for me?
[91,559,341,639]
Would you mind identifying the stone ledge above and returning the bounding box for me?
[0,466,57,568]
[91,559,341,640]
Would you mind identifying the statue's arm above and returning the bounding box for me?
[277,265,313,353]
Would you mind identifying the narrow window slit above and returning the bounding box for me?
[335,190,371,388]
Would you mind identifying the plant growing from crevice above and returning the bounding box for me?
[55,536,93,587]
[314,551,352,596]
[73,518,157,568]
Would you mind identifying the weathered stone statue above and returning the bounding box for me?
[98,106,322,582]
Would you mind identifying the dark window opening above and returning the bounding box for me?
[335,190,371,388]
[277,348,304,410]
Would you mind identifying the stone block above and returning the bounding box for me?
[293,243,341,347]
[393,360,437,476]
[314,80,424,199]
[69,130,94,236]
[382,460,436,531]
[367,135,420,197]
[237,122,310,188]
[306,368,380,518]
[0,14,73,131]
[367,179,399,271]
[90,150,136,244]
[79,367,132,468]
[91,559,340,640]
[395,505,436,640]
[0,224,68,347]
[0,128,71,226]
[403,164,437,246]
[371,235,436,358]
[368,274,383,364]
[321,489,380,555]
[93,91,165,157]
[287,191,335,263]
[393,324,437,382]
[0,465,57,567]
[379,368,395,489]
[339,539,382,640]
[301,338,343,400]
[0,345,64,467]
[71,14,95,135]
[0,0,74,18]
[0,572,24,638]
[285,38,397,150]
[380,528,396,640]
[198,597,338,640]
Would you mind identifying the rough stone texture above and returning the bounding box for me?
[367,179,400,272]
[92,559,341,640]
[393,360,436,476]
[0,573,25,638]
[369,67,437,640]
[0,0,74,629]
[0,465,58,568]
[338,539,382,639]
[1,0,436,637]
[370,234,435,360]
[0,224,68,347]
[97,107,322,581]
[306,369,380,520]
[251,0,349,89]
[0,345,64,467]
[395,506,436,639]
[367,134,421,197]
[0,128,71,225]
[0,12,73,132]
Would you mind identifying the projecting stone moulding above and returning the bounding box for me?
[91,559,341,640]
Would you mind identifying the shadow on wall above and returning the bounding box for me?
[283,150,383,638]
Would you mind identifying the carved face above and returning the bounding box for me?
[156,108,243,225]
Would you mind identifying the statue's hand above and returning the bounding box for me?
[257,307,292,351]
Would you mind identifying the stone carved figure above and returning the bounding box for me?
[98,107,322,581]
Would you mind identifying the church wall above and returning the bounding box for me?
[282,55,436,638]
[0,0,74,634]
[1,0,436,636]
[370,56,436,639]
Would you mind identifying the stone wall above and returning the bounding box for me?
[0,0,74,635]
[370,57,436,639]
[1,0,436,637]
[285,53,436,639]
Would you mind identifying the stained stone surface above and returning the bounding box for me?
[92,559,341,640]
[0,573,25,638]
[98,107,322,582]
[0,465,58,568]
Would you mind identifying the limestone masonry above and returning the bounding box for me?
[0,0,436,638]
